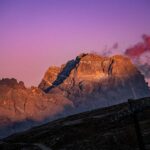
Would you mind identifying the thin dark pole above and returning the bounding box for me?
[128,99,146,150]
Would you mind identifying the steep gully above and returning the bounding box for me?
[44,53,87,93]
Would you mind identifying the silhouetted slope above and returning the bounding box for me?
[1,97,150,150]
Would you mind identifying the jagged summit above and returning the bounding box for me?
[39,53,87,92]
[0,78,73,138]
[0,78,25,89]
[39,53,150,106]
[39,53,137,91]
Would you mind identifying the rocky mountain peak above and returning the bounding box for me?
[39,53,140,91]
[39,66,61,91]
[39,53,150,107]
[0,78,25,89]
[77,54,137,77]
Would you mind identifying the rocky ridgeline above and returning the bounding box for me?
[0,53,150,138]
[39,53,150,107]
[0,78,73,138]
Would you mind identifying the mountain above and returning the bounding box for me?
[39,53,150,108]
[0,78,73,138]
[0,53,150,138]
[1,97,150,150]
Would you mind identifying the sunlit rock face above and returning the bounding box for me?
[39,66,61,91]
[0,78,73,138]
[39,53,150,108]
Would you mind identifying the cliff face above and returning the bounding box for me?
[39,66,61,91]
[39,54,150,108]
[0,78,73,138]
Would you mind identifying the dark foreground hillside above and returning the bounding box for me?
[0,97,150,150]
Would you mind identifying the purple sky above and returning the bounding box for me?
[0,0,150,87]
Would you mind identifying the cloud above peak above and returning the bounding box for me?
[124,34,150,86]
[125,34,150,58]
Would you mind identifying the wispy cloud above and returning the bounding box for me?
[124,35,150,86]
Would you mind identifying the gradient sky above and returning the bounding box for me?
[0,0,150,87]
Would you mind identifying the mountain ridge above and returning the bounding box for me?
[39,53,150,106]
[0,53,150,138]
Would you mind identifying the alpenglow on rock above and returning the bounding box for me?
[0,53,150,138]
[0,78,73,138]
[39,53,150,108]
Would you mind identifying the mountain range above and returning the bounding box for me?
[0,53,150,138]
